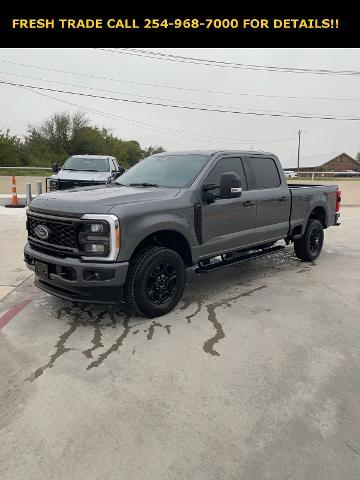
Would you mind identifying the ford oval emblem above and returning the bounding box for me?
[34,224,51,240]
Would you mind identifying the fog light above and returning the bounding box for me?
[84,243,105,253]
[83,269,115,281]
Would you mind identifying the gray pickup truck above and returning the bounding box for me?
[24,150,341,317]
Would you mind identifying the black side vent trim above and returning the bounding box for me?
[194,203,202,244]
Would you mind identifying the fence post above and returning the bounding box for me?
[26,183,32,205]
[36,181,43,196]
[311,172,315,181]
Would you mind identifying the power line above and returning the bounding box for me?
[0,70,345,118]
[0,59,358,103]
[99,48,360,77]
[5,80,295,144]
[1,79,360,121]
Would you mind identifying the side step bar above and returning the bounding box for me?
[195,245,285,273]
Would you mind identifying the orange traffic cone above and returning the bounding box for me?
[5,176,24,208]
[11,176,19,207]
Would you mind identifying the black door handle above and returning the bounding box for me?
[243,201,255,207]
[278,196,288,202]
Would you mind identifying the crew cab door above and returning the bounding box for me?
[200,156,257,257]
[245,155,291,243]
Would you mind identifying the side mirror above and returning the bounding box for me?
[113,170,124,180]
[51,163,59,173]
[219,172,242,199]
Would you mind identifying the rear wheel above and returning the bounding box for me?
[124,246,186,317]
[294,219,324,262]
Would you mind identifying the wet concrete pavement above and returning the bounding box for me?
[1,206,360,479]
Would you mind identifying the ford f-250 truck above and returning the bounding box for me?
[24,150,341,317]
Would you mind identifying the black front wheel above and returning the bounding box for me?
[124,246,186,317]
[294,219,324,262]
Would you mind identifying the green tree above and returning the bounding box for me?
[0,129,26,166]
[71,126,109,155]
[24,111,89,165]
[95,130,144,168]
[142,145,166,158]
[4,111,165,168]
[356,151,360,162]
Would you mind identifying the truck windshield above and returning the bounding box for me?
[116,154,210,188]
[62,157,110,172]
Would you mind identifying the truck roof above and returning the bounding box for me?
[155,150,275,157]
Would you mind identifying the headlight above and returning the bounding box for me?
[82,223,106,234]
[79,214,120,261]
[49,179,58,191]
[89,223,104,233]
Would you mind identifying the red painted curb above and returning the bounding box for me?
[0,298,32,330]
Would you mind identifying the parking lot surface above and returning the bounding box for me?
[1,201,360,479]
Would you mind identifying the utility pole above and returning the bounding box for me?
[297,129,301,175]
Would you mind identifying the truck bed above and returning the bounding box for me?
[288,183,339,234]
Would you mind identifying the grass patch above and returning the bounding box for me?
[0,168,50,176]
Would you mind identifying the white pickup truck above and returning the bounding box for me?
[47,155,124,191]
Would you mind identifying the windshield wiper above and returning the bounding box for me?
[62,168,77,171]
[81,169,101,172]
[129,182,159,188]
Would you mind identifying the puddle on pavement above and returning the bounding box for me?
[23,246,316,381]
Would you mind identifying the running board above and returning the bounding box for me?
[195,245,286,273]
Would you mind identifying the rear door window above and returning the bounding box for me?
[249,157,281,189]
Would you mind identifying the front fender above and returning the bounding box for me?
[118,212,197,261]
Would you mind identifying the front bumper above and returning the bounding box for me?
[24,243,129,304]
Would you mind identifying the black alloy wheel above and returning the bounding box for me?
[124,246,186,317]
[145,261,178,306]
[294,219,324,262]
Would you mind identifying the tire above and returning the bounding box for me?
[294,219,324,262]
[124,246,186,317]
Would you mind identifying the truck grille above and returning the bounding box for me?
[27,213,78,251]
[59,180,103,190]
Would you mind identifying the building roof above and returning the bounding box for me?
[285,152,360,170]
[323,152,360,166]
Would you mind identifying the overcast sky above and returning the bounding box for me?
[0,48,359,168]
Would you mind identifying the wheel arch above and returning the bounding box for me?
[130,229,194,267]
[308,204,328,229]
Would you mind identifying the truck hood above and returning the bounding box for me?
[29,184,181,216]
[53,170,110,181]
